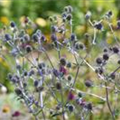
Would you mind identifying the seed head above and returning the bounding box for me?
[110,73,115,79]
[41,35,46,41]
[24,17,29,24]
[106,10,113,18]
[95,68,104,75]
[7,73,12,80]
[64,6,69,12]
[53,69,59,77]
[96,57,102,64]
[103,48,108,52]
[70,33,76,41]
[68,105,74,112]
[118,60,120,64]
[34,80,39,87]
[85,80,93,87]
[32,34,39,42]
[67,6,73,13]
[86,103,92,110]
[51,25,58,33]
[28,70,35,76]
[68,92,74,100]
[25,45,32,53]
[103,54,109,61]
[60,57,66,66]
[85,11,91,20]
[5,34,12,41]
[94,22,103,30]
[117,20,120,29]
[24,34,30,41]
[78,92,82,98]
[67,75,72,81]
[66,62,72,68]
[23,71,28,76]
[113,46,119,53]
[62,12,67,18]
[51,34,57,42]
[10,21,16,28]
[15,88,22,96]
[56,82,62,90]
[66,14,72,21]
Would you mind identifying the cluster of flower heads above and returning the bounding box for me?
[0,6,120,120]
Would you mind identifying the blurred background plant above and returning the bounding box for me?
[0,0,120,120]
[0,0,119,89]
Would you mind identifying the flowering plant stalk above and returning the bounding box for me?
[0,6,120,120]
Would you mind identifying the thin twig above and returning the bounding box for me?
[105,82,115,120]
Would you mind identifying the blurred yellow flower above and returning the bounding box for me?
[0,57,9,68]
[3,62,9,68]
[20,16,25,23]
[106,38,113,44]
[0,57,3,63]
[26,28,33,35]
[35,18,47,27]
[0,0,11,7]
[0,17,9,25]
[45,34,51,43]
[2,106,10,113]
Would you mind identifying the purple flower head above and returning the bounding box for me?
[12,111,21,117]
[59,66,67,75]
[24,17,29,24]
[110,73,116,79]
[96,57,102,64]
[4,34,12,41]
[85,79,93,87]
[66,62,72,68]
[60,57,66,66]
[15,88,22,96]
[113,46,119,54]
[68,105,74,112]
[85,11,91,20]
[11,48,19,57]
[117,20,120,29]
[36,29,41,37]
[51,34,57,42]
[35,101,39,106]
[25,45,32,53]
[70,33,76,41]
[11,75,20,83]
[41,35,46,41]
[103,53,109,61]
[85,103,92,110]
[10,21,16,28]
[64,6,73,13]
[53,69,59,77]
[51,25,58,33]
[62,12,67,18]
[68,92,75,100]
[34,80,39,87]
[32,34,39,42]
[24,34,30,41]
[38,69,43,76]
[66,14,72,21]
[28,70,35,76]
[94,22,103,30]
[79,99,86,106]
[105,10,113,19]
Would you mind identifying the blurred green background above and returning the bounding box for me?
[0,0,120,29]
